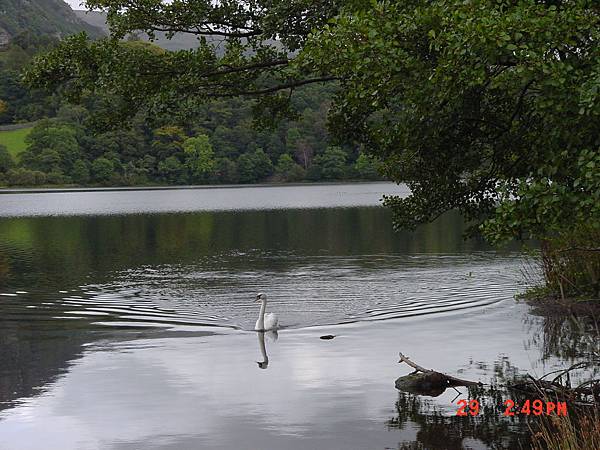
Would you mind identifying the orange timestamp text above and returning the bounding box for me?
[456,399,567,416]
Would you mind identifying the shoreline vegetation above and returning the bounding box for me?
[523,253,600,450]
[519,235,600,306]
[0,179,391,194]
[0,114,386,188]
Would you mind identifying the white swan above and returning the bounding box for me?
[254,293,278,331]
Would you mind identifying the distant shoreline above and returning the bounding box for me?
[0,180,395,195]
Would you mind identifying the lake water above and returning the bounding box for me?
[0,183,594,449]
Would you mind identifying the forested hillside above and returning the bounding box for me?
[0,0,103,43]
[0,0,103,125]
[0,1,383,187]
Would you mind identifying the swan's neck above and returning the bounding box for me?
[256,300,267,329]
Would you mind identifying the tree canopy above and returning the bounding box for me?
[302,0,600,242]
[24,0,342,120]
[24,0,600,243]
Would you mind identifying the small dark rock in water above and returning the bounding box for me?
[320,335,335,340]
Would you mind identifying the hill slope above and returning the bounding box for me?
[75,10,281,54]
[0,0,104,47]
[74,10,202,51]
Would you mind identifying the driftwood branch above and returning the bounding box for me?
[398,353,481,387]
[398,352,433,373]
[396,353,482,396]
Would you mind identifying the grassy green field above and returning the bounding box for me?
[0,127,32,159]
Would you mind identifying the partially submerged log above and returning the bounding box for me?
[395,352,599,409]
[395,352,482,397]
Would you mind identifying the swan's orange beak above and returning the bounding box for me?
[254,295,261,303]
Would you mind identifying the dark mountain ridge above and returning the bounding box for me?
[74,10,210,51]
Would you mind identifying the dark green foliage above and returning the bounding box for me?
[237,149,274,183]
[275,154,305,182]
[91,157,115,183]
[0,144,13,172]
[0,33,61,70]
[0,36,60,124]
[151,126,185,161]
[237,154,256,183]
[5,167,46,186]
[250,149,274,181]
[214,158,238,184]
[183,135,216,183]
[287,165,306,182]
[1,92,376,186]
[305,164,322,182]
[354,153,382,181]
[20,119,82,173]
[157,156,184,184]
[314,146,347,180]
[302,0,600,245]
[71,159,90,184]
[45,169,69,184]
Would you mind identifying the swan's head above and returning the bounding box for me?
[254,292,267,303]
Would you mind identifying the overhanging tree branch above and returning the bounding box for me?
[208,76,339,97]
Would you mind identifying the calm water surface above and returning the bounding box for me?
[0,183,593,449]
[0,182,410,217]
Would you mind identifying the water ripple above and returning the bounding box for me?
[0,253,523,331]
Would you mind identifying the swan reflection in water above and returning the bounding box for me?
[256,330,278,369]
